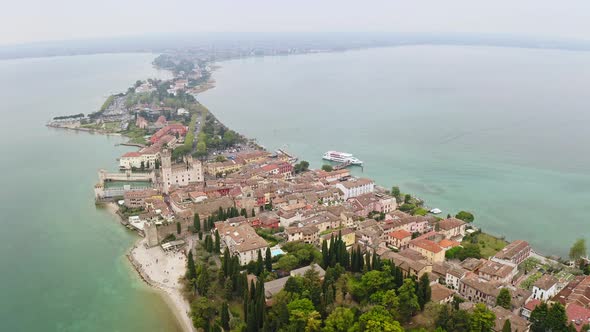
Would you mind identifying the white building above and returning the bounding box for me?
[335,178,375,200]
[531,275,559,301]
[119,151,159,170]
[446,267,467,290]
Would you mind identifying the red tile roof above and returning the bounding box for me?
[122,152,142,157]
[389,229,412,240]
[411,239,443,253]
[566,303,590,331]
[524,299,541,311]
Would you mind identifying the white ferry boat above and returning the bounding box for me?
[322,151,363,165]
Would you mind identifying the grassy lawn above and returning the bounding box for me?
[124,124,148,145]
[255,229,280,247]
[103,121,121,132]
[464,232,508,258]
[521,271,542,290]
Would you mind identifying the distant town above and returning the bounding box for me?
[47,53,590,332]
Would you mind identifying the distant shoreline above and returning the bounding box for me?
[4,32,590,61]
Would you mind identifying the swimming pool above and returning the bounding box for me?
[271,248,285,257]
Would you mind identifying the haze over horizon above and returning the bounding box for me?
[3,0,590,46]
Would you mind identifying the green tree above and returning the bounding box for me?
[502,319,511,332]
[287,298,321,332]
[193,213,201,233]
[196,264,210,295]
[321,164,334,172]
[380,289,400,317]
[214,230,221,253]
[256,250,264,276]
[496,288,512,309]
[455,211,475,223]
[417,273,432,310]
[357,305,403,332]
[294,160,310,174]
[191,297,215,330]
[277,254,300,271]
[439,307,471,332]
[265,247,273,271]
[398,278,420,322]
[176,221,181,235]
[546,303,568,332]
[323,306,355,332]
[404,194,412,204]
[220,301,230,331]
[391,186,401,200]
[251,208,256,217]
[530,301,548,332]
[470,303,496,332]
[569,238,587,262]
[187,250,196,281]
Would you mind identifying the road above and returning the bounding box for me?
[191,113,202,154]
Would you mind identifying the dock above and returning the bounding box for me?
[333,161,351,170]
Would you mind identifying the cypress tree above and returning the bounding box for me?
[198,231,203,240]
[176,221,181,235]
[221,302,230,331]
[187,250,196,280]
[358,248,364,271]
[250,280,256,302]
[342,248,350,269]
[502,319,511,332]
[222,247,230,276]
[256,250,264,275]
[251,208,256,217]
[205,235,213,252]
[257,280,265,328]
[214,230,221,253]
[265,247,272,271]
[193,213,201,232]
[243,287,249,322]
[372,251,378,270]
[321,240,329,268]
[329,236,337,267]
[418,273,432,310]
[365,252,371,271]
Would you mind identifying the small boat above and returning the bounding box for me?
[429,208,442,214]
[322,151,363,165]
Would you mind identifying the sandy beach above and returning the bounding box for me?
[129,238,195,332]
[105,202,194,332]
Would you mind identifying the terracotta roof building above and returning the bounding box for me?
[493,240,531,266]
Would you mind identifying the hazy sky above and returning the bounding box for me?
[3,0,590,45]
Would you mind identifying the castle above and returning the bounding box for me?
[161,149,203,194]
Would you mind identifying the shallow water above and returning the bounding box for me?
[0,53,182,332]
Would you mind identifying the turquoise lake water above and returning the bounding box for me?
[0,54,181,332]
[200,45,590,257]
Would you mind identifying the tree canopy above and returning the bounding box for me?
[569,238,587,261]
[455,211,475,223]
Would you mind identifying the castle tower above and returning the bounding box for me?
[161,149,172,194]
[145,222,159,247]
